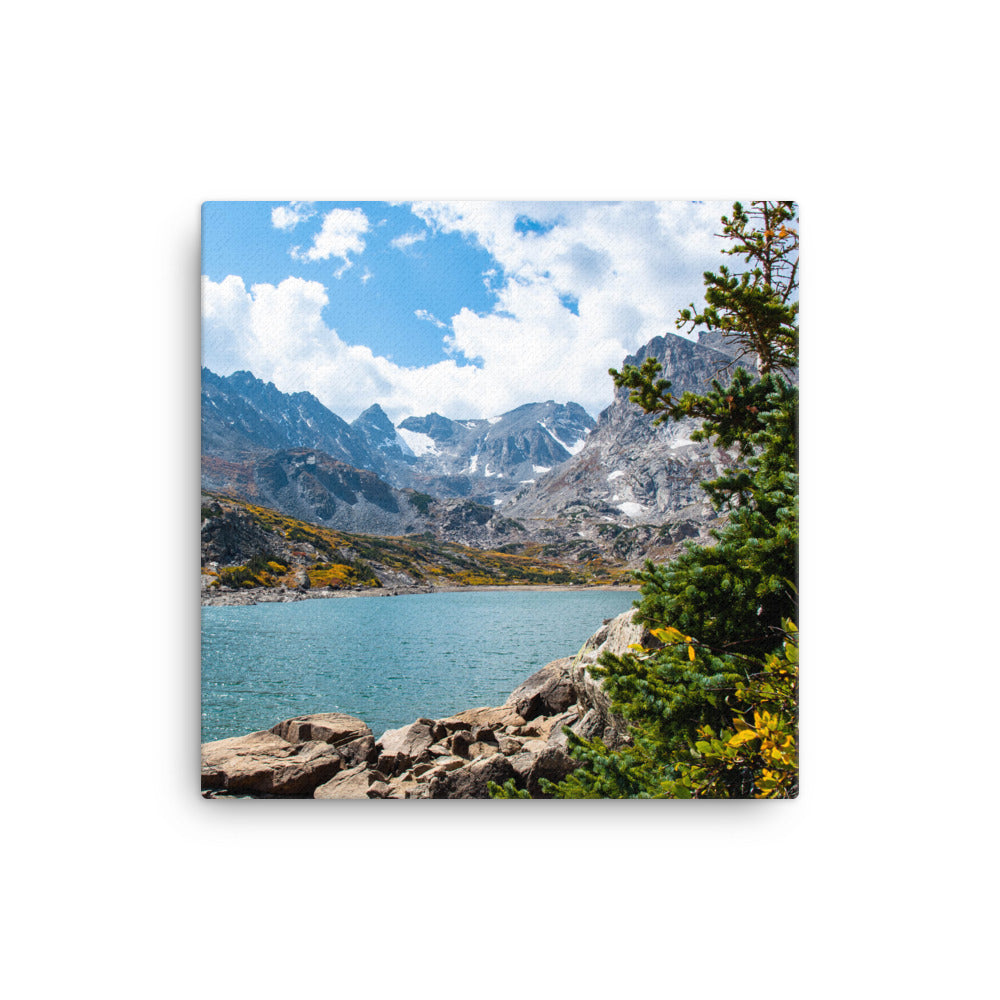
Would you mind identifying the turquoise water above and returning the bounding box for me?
[202,589,637,742]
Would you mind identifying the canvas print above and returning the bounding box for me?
[201,200,799,799]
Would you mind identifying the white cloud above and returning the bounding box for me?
[391,230,427,251]
[203,274,494,423]
[290,206,369,275]
[203,201,734,423]
[415,308,448,330]
[408,200,732,414]
[271,201,315,230]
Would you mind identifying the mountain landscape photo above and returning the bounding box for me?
[201,200,799,800]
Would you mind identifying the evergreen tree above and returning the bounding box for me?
[493,201,799,799]
[679,199,798,375]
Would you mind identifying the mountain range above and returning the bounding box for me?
[201,330,759,566]
[202,367,594,499]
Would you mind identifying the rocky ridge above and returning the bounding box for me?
[202,368,389,472]
[396,400,594,495]
[201,609,652,798]
[202,368,595,499]
[201,493,627,597]
[201,452,543,545]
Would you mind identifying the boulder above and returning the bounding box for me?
[314,764,387,799]
[383,777,426,800]
[340,735,378,768]
[515,711,579,742]
[543,711,581,749]
[507,742,580,797]
[202,730,344,796]
[437,706,525,732]
[376,720,436,762]
[566,610,647,750]
[505,658,577,721]
[522,745,579,797]
[449,730,474,758]
[508,751,534,782]
[581,609,651,659]
[270,714,376,767]
[497,734,525,755]
[375,753,412,778]
[270,713,371,746]
[426,753,517,799]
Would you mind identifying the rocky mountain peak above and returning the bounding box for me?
[498,331,762,562]
[611,332,756,409]
[354,403,392,429]
[397,412,457,442]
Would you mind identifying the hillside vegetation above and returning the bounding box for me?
[201,492,630,593]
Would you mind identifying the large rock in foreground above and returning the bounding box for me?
[202,714,373,797]
[202,610,652,799]
[505,658,578,721]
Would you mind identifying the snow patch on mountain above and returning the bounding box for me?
[397,428,440,457]
[537,419,590,456]
[537,421,578,455]
[616,502,647,519]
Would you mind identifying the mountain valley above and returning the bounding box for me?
[201,331,762,586]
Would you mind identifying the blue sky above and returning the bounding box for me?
[202,200,731,423]
[203,202,496,369]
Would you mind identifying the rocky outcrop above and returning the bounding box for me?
[202,610,655,799]
[505,658,578,721]
[201,713,374,797]
[201,505,296,568]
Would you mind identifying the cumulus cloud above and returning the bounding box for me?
[408,200,731,413]
[203,274,489,423]
[203,201,733,422]
[271,201,315,230]
[290,206,369,276]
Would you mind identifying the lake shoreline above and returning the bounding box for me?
[203,607,647,798]
[201,581,639,608]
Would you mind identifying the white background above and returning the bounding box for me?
[3,2,995,997]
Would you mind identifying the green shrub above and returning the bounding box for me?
[408,492,433,515]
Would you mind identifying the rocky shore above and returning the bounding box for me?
[201,581,637,608]
[201,608,653,798]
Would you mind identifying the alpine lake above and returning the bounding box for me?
[202,588,638,743]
